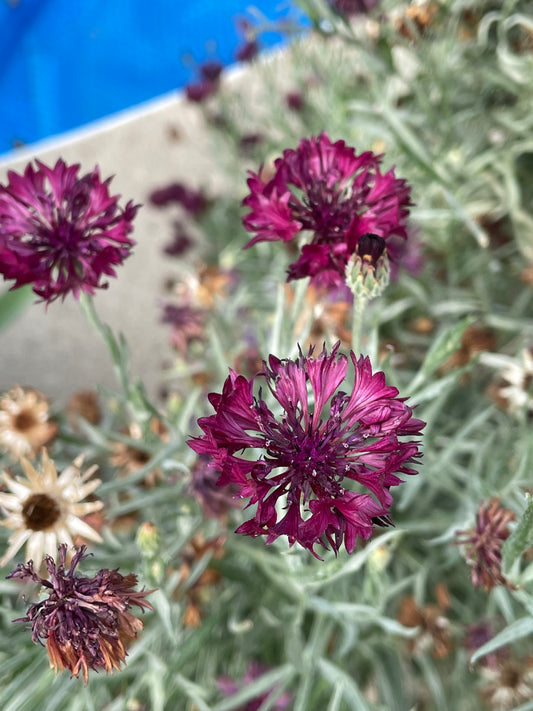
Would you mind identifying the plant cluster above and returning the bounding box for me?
[1,1,533,709]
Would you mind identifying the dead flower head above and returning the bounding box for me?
[455,499,515,591]
[398,583,453,659]
[0,386,57,459]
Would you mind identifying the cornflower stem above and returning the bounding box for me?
[351,293,369,356]
[78,293,159,423]
[79,293,130,397]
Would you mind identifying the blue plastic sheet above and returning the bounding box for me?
[0,0,303,156]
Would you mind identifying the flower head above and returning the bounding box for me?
[7,544,153,683]
[188,343,424,557]
[0,386,57,459]
[161,302,207,355]
[397,583,452,659]
[217,662,292,711]
[0,159,138,303]
[242,133,412,288]
[455,499,515,591]
[189,454,241,519]
[329,0,380,16]
[480,657,533,709]
[482,348,533,417]
[0,449,103,568]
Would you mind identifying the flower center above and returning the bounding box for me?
[267,422,346,501]
[14,409,39,433]
[293,180,355,241]
[22,493,61,530]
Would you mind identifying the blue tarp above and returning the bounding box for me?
[0,0,304,156]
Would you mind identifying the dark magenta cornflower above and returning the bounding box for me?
[235,40,259,63]
[242,132,412,288]
[161,302,207,355]
[0,159,138,303]
[217,662,292,711]
[190,454,241,519]
[285,91,305,112]
[188,343,424,558]
[329,0,380,16]
[148,182,207,215]
[7,544,153,684]
[185,79,219,104]
[163,222,195,258]
[199,60,224,82]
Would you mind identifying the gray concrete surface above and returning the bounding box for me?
[0,89,226,404]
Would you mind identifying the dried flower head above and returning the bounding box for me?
[480,657,533,709]
[8,544,153,683]
[176,535,225,628]
[482,348,533,417]
[65,389,101,428]
[217,661,292,711]
[0,449,103,567]
[110,420,167,487]
[188,343,424,558]
[440,324,496,373]
[242,133,412,288]
[397,583,453,659]
[0,386,57,459]
[0,159,138,303]
[455,499,515,591]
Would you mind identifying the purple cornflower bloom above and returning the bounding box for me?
[161,302,207,355]
[329,0,380,16]
[163,223,195,258]
[185,79,219,104]
[285,91,305,112]
[188,343,424,558]
[149,181,207,215]
[200,60,224,82]
[7,544,153,684]
[190,454,241,519]
[235,40,259,63]
[242,132,412,289]
[217,662,292,711]
[0,159,138,303]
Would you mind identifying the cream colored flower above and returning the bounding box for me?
[0,386,57,459]
[0,449,103,568]
[481,349,533,416]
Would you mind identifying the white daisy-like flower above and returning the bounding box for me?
[480,349,533,416]
[0,449,103,568]
[0,386,57,459]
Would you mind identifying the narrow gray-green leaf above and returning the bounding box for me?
[470,617,533,665]
[502,498,533,574]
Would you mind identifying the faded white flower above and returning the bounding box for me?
[0,449,103,567]
[481,349,533,416]
[0,386,57,459]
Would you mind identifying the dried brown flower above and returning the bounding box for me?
[0,386,57,459]
[398,583,453,659]
[455,499,515,591]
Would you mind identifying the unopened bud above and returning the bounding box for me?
[345,233,390,300]
[136,522,160,558]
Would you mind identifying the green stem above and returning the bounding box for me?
[350,294,369,355]
[78,293,130,400]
